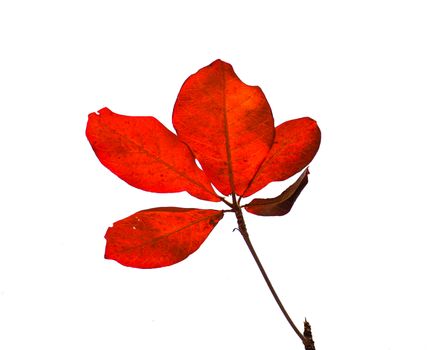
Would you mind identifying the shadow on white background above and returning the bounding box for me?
[1,1,426,349]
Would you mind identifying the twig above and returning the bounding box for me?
[231,193,315,349]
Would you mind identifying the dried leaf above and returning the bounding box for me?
[245,168,310,216]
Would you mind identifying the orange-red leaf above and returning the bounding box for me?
[243,117,320,197]
[86,108,220,202]
[245,168,309,216]
[173,60,274,196]
[105,208,224,268]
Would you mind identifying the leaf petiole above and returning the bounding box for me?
[221,197,234,208]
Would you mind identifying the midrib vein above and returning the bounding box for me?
[118,211,222,253]
[99,118,214,196]
[221,67,236,194]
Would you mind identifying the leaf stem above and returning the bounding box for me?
[221,197,234,208]
[231,194,315,349]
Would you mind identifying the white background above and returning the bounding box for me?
[1,1,426,349]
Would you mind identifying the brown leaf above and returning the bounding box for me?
[245,168,310,216]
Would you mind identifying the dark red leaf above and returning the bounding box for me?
[86,108,220,202]
[245,168,310,216]
[173,59,275,196]
[105,208,224,268]
[243,117,320,197]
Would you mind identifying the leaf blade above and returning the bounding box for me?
[86,108,220,202]
[105,208,224,268]
[245,168,309,216]
[173,60,275,196]
[244,117,320,197]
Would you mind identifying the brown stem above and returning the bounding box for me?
[232,194,315,349]
[303,319,316,350]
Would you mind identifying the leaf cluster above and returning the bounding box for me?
[86,60,321,268]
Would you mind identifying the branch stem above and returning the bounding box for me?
[232,194,314,349]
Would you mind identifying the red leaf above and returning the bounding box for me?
[86,60,322,270]
[173,59,275,196]
[105,208,224,268]
[243,117,320,197]
[245,168,309,216]
[86,108,220,202]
